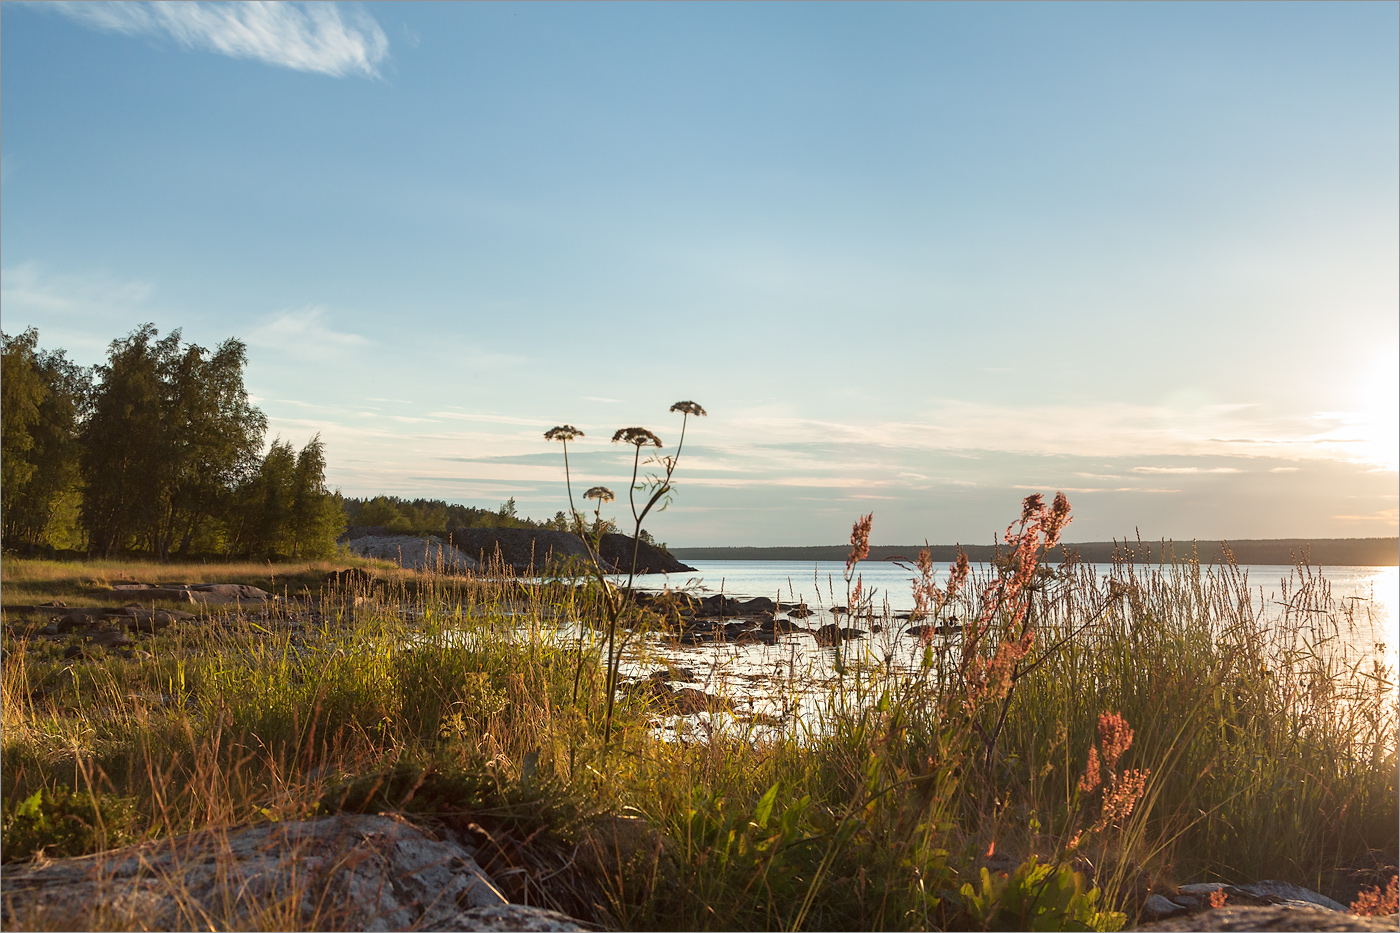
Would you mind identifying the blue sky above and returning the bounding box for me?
[3,1,1396,546]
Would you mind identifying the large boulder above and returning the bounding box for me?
[0,813,585,932]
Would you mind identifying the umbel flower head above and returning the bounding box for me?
[583,486,615,503]
[612,427,662,448]
[544,425,583,442]
[669,401,707,417]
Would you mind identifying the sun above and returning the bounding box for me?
[1358,352,1400,473]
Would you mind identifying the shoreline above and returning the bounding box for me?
[671,537,1400,567]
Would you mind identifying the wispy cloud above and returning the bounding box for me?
[723,399,1396,471]
[1131,466,1243,475]
[1,262,152,317]
[247,306,367,359]
[44,1,389,78]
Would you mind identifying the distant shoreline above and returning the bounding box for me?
[671,537,1400,567]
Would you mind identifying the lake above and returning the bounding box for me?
[609,559,1398,738]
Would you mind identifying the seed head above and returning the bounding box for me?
[544,425,583,442]
[1041,491,1073,548]
[670,400,707,417]
[612,427,662,448]
[584,486,615,503]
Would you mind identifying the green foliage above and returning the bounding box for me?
[1,329,88,551]
[232,435,343,559]
[1,786,142,863]
[79,325,268,558]
[3,325,346,561]
[341,495,560,535]
[957,857,1124,932]
[1,328,47,495]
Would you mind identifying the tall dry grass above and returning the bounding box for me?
[2,519,1395,930]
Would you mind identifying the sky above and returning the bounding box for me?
[2,1,1397,547]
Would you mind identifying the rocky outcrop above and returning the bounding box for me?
[447,529,695,575]
[450,528,599,573]
[599,533,696,575]
[0,813,586,932]
[340,533,478,573]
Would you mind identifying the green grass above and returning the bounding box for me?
[1,550,1395,931]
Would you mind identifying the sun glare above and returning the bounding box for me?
[1356,353,1399,473]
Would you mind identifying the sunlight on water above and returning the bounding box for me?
[617,559,1399,740]
[650,560,1398,661]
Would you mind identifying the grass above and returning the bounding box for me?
[1,538,1395,931]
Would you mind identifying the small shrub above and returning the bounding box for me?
[957,855,1125,931]
[1,785,141,863]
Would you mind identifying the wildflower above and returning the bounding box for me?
[669,400,707,417]
[1350,876,1398,916]
[544,425,584,442]
[1042,491,1073,548]
[847,513,873,575]
[584,486,615,503]
[1097,711,1134,772]
[1098,769,1149,825]
[612,427,662,448]
[1078,746,1102,794]
[1021,493,1045,522]
[1077,710,1151,834]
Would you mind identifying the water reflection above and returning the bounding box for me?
[607,560,1398,740]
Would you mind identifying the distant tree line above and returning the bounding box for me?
[2,325,343,560]
[341,496,569,536]
[339,496,670,552]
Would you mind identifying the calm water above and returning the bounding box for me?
[623,560,1398,700]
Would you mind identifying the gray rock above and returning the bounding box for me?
[186,583,277,603]
[1179,883,1230,896]
[1145,894,1189,918]
[0,813,540,932]
[1135,905,1397,931]
[342,534,479,573]
[1232,881,1350,913]
[452,905,587,931]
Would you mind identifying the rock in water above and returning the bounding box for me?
[812,623,867,646]
[0,813,586,931]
